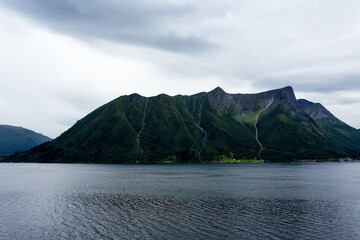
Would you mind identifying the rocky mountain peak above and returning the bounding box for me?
[282,86,294,93]
[209,87,227,96]
[258,86,297,108]
[297,99,313,109]
[278,86,296,100]
[298,99,338,123]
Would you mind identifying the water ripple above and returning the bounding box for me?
[1,163,360,239]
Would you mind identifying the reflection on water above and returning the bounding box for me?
[0,163,360,239]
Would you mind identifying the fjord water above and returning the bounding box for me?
[1,163,360,239]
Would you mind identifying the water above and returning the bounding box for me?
[0,163,360,240]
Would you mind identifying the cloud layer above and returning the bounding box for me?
[1,0,360,137]
[1,0,215,53]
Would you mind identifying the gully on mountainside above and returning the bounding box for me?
[254,98,274,159]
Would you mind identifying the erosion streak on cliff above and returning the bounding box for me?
[136,100,148,151]
[197,103,207,161]
[254,99,273,159]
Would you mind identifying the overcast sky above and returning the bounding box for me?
[1,0,360,138]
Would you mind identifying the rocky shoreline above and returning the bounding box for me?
[293,158,360,163]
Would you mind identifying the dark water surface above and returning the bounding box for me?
[1,163,360,239]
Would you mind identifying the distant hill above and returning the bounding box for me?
[4,86,360,163]
[0,125,51,156]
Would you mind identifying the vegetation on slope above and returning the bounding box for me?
[4,87,360,163]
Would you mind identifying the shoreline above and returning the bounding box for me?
[1,159,359,164]
[292,158,360,163]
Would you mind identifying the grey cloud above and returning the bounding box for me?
[256,74,360,94]
[49,85,107,113]
[53,115,81,128]
[2,0,360,134]
[0,0,214,53]
[333,97,360,105]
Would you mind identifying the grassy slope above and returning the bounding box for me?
[298,99,360,159]
[200,97,259,160]
[316,120,360,157]
[258,104,346,161]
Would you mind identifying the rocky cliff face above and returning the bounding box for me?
[298,99,339,123]
[298,99,360,158]
[5,87,360,163]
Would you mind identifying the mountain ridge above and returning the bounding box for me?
[4,86,360,163]
[0,125,51,156]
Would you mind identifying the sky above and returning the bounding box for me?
[0,0,360,138]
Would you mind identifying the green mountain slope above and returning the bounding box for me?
[0,125,51,156]
[5,87,360,162]
[298,99,360,157]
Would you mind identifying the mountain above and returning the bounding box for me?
[4,86,360,163]
[298,99,360,157]
[0,125,51,156]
